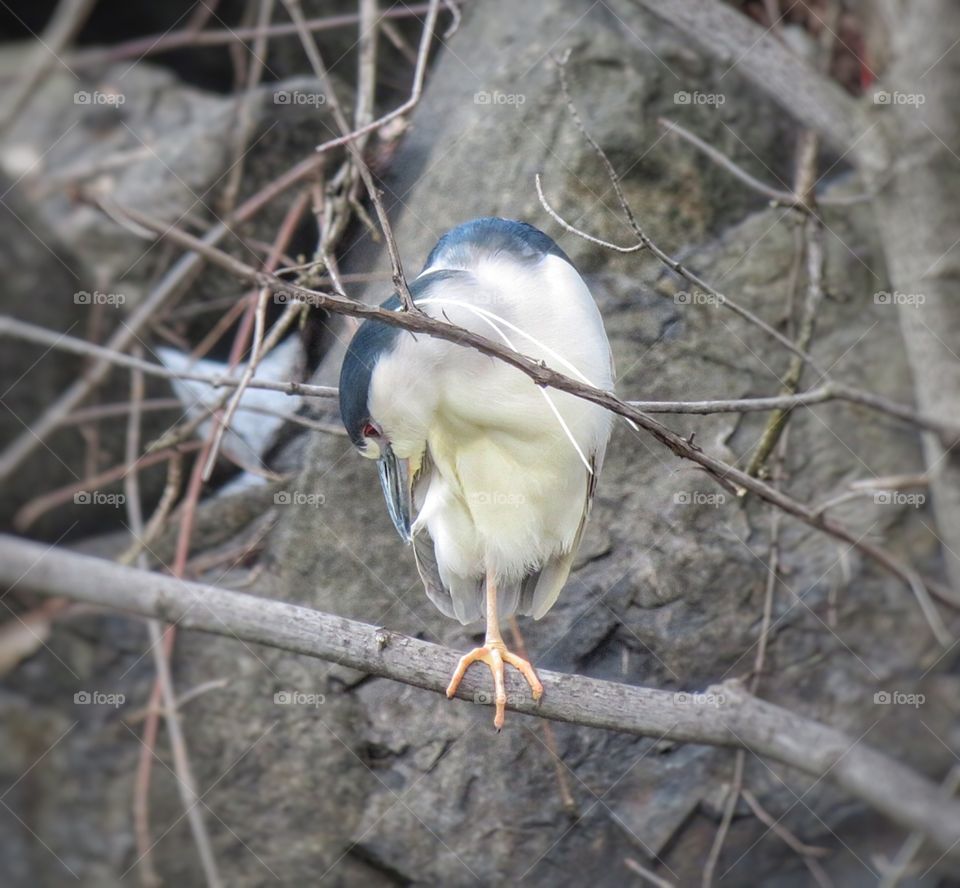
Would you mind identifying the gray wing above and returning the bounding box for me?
[409,449,485,624]
[411,529,487,623]
[518,446,606,620]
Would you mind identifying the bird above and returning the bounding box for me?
[339,217,614,728]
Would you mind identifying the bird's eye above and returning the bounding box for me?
[362,422,380,439]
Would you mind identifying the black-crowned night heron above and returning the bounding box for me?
[339,217,614,728]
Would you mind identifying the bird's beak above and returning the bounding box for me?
[377,445,411,543]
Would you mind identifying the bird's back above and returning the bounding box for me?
[421,217,573,273]
[415,218,613,408]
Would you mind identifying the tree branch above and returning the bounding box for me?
[5,315,957,445]
[623,0,872,159]
[81,200,954,647]
[1,534,958,857]
[0,0,98,133]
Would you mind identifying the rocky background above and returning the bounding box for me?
[1,1,958,886]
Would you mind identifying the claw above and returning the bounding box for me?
[446,642,543,729]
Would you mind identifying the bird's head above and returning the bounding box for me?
[339,306,438,545]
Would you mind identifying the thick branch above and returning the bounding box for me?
[1,534,958,856]
[623,0,871,158]
[869,0,960,595]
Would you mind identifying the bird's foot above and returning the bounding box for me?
[445,640,543,730]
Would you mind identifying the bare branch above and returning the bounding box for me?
[283,0,422,311]
[3,534,959,858]
[92,201,954,647]
[535,174,827,376]
[122,360,221,888]
[68,2,447,69]
[0,152,329,483]
[0,0,98,133]
[535,178,960,449]
[624,0,872,159]
[659,118,798,206]
[312,0,441,153]
[0,316,336,400]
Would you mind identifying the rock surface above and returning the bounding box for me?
[1,2,957,886]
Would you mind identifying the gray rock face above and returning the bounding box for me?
[2,2,956,886]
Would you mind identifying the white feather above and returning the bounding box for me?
[157,336,303,467]
[416,296,594,473]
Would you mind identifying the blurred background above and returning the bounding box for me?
[1,1,959,885]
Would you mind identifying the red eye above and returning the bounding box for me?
[362,422,380,439]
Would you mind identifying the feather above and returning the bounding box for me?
[526,449,605,619]
[409,447,486,624]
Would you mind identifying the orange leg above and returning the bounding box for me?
[445,569,543,729]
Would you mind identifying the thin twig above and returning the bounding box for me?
[624,857,676,888]
[0,0,98,132]
[0,316,337,400]
[704,434,787,887]
[659,118,797,205]
[312,0,441,154]
[536,174,826,377]
[658,119,873,209]
[509,616,577,817]
[813,474,930,520]
[123,356,221,888]
[879,764,960,887]
[6,315,954,442]
[117,453,184,568]
[746,208,825,477]
[201,189,310,479]
[13,441,202,533]
[63,397,343,436]
[740,789,833,888]
[0,155,323,483]
[702,749,745,887]
[68,3,447,68]
[283,0,422,311]
[219,0,276,215]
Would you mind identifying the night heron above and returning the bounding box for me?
[339,217,614,728]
